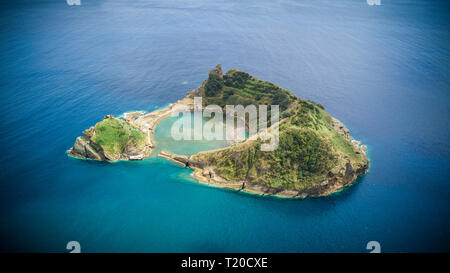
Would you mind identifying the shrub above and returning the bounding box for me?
[224,71,250,88]
[275,129,335,177]
[222,88,234,100]
[272,91,291,111]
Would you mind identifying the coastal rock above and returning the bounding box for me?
[123,138,144,156]
[344,162,354,178]
[209,63,223,78]
[69,136,106,161]
[69,117,151,162]
[331,118,350,141]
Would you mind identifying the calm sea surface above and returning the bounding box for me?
[0,0,449,252]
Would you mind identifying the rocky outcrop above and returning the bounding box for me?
[209,63,223,78]
[69,133,153,162]
[331,118,350,141]
[292,159,369,198]
[69,136,107,161]
[68,117,153,162]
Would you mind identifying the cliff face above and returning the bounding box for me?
[70,135,107,161]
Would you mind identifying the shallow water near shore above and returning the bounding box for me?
[152,112,230,156]
[0,0,449,252]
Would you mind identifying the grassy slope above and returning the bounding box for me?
[85,118,146,158]
[201,69,295,110]
[195,69,365,191]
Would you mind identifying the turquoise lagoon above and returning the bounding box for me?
[152,112,230,156]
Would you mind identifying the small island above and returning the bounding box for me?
[69,64,369,198]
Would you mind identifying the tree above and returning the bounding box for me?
[205,73,224,97]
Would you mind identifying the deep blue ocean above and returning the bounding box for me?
[0,0,449,252]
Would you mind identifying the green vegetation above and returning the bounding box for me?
[204,73,224,97]
[197,128,336,190]
[272,91,291,112]
[194,67,367,191]
[201,69,295,113]
[88,118,146,157]
[275,129,335,180]
[223,71,250,88]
